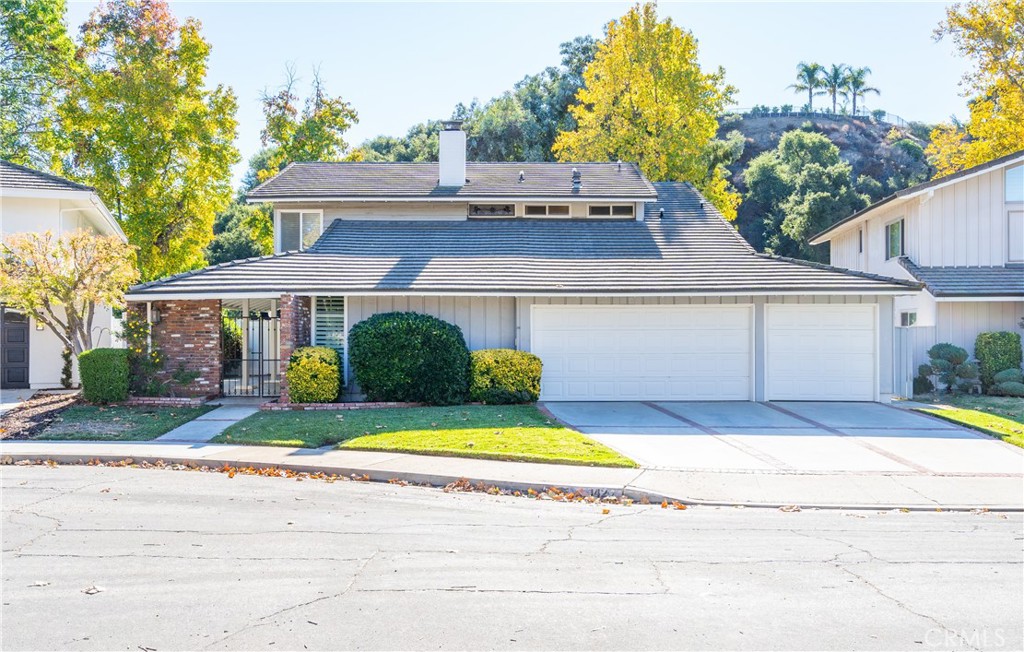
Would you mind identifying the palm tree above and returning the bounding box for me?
[844,66,880,116]
[822,64,850,114]
[788,62,825,112]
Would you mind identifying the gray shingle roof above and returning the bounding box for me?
[900,258,1024,297]
[128,183,917,299]
[247,161,657,200]
[0,159,94,193]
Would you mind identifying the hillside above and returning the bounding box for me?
[719,114,934,251]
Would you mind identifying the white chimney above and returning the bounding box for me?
[438,120,466,187]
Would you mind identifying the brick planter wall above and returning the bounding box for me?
[144,299,222,398]
[125,396,209,407]
[278,294,311,403]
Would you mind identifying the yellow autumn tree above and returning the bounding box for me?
[927,0,1024,176]
[552,3,740,218]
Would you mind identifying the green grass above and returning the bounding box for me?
[41,405,216,441]
[913,394,1024,448]
[214,405,636,467]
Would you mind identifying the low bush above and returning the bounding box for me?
[348,312,470,405]
[78,348,129,404]
[470,349,542,404]
[975,331,1023,393]
[923,343,979,394]
[994,381,1024,397]
[285,346,340,403]
[993,368,1024,385]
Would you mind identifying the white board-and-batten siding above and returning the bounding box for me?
[829,163,1022,274]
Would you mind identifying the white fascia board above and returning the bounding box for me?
[125,288,921,302]
[88,192,127,241]
[1,188,94,201]
[932,295,1024,302]
[246,196,658,205]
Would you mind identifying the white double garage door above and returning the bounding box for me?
[532,304,877,402]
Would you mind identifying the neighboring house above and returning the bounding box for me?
[125,121,919,403]
[0,160,127,390]
[810,150,1024,378]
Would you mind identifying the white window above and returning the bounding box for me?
[900,311,917,327]
[1009,210,1023,262]
[885,219,903,260]
[523,204,570,217]
[588,204,635,218]
[1006,165,1023,202]
[277,211,323,251]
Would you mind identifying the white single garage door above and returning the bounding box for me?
[531,305,753,401]
[766,304,877,401]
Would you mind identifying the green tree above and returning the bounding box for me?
[254,66,359,184]
[56,0,238,281]
[356,120,441,162]
[0,0,75,166]
[844,66,880,116]
[205,203,272,265]
[822,64,850,114]
[788,62,825,111]
[926,0,1024,176]
[744,130,868,261]
[552,3,740,218]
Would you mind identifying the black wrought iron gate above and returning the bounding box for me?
[221,309,281,397]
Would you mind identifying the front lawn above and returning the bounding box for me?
[40,405,216,441]
[913,394,1024,448]
[214,405,636,467]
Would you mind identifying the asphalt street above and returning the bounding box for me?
[1,465,1021,651]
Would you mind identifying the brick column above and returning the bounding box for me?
[148,299,222,397]
[278,294,311,403]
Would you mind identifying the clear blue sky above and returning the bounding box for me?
[66,1,970,188]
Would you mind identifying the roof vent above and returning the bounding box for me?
[571,167,581,189]
[699,200,705,209]
[617,159,622,172]
[658,208,664,219]
[518,170,525,183]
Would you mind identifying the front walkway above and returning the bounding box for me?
[0,388,37,416]
[542,401,1024,475]
[154,400,259,443]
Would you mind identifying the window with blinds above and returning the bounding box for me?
[314,297,345,357]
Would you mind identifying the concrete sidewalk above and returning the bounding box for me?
[154,405,259,443]
[1,439,1021,511]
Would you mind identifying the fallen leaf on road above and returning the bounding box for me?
[779,505,801,513]
[660,500,668,509]
[29,581,49,587]
[673,502,688,511]
[602,508,610,515]
[82,585,104,595]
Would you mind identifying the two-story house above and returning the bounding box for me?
[125,121,919,404]
[810,150,1024,374]
[0,160,127,390]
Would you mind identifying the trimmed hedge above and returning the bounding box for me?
[994,381,1024,397]
[975,331,1023,393]
[285,346,340,403]
[470,349,543,404]
[348,312,470,405]
[78,348,129,404]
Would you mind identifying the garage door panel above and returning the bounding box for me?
[532,306,753,401]
[766,305,876,401]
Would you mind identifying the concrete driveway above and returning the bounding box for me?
[542,401,1024,476]
[0,388,34,416]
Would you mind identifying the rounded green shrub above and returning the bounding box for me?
[993,368,1024,385]
[78,348,129,404]
[975,332,1023,392]
[348,312,470,405]
[285,346,340,403]
[928,343,968,366]
[469,349,542,404]
[925,343,978,394]
[994,381,1024,398]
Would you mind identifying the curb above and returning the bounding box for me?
[3,449,1021,513]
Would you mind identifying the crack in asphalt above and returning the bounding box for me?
[200,550,379,650]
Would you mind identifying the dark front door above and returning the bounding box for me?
[1,308,30,389]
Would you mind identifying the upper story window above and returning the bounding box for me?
[278,210,323,252]
[469,204,514,217]
[1007,165,1023,202]
[588,204,634,218]
[885,219,904,260]
[523,204,570,217]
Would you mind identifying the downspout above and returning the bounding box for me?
[146,302,152,349]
